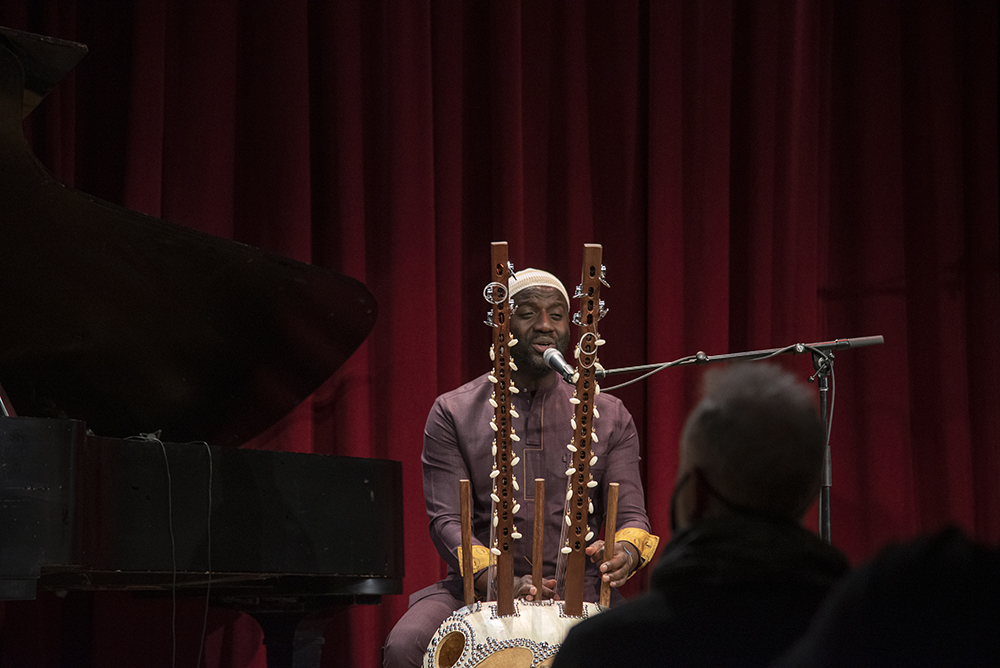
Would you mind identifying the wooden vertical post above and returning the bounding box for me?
[460,479,475,605]
[599,482,619,607]
[562,244,605,616]
[532,478,545,594]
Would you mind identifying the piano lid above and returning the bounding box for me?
[0,28,377,447]
[0,26,87,119]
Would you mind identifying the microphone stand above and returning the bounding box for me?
[812,351,833,543]
[594,335,884,544]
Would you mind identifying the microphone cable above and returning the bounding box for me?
[193,441,212,668]
[129,432,214,668]
[129,431,177,668]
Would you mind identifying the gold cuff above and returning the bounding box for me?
[456,545,492,576]
[615,528,660,569]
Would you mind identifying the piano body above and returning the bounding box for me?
[0,27,402,667]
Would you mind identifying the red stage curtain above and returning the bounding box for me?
[1,1,995,667]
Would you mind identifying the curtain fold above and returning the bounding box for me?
[1,1,995,666]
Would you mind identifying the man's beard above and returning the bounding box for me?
[510,332,571,381]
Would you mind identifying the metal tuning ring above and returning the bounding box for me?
[577,332,599,368]
[483,281,509,305]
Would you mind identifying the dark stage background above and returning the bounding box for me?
[0,1,996,667]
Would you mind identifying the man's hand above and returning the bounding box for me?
[586,540,638,588]
[514,575,557,601]
[475,570,557,601]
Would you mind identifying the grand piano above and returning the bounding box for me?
[0,27,403,667]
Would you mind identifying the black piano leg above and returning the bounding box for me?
[252,611,325,668]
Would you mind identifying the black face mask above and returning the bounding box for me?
[669,471,692,535]
[668,468,746,535]
[669,467,810,534]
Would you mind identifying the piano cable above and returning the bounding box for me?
[126,430,214,668]
[0,379,14,417]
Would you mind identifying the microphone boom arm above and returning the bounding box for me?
[594,334,883,547]
[597,335,884,381]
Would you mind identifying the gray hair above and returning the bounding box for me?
[680,362,826,520]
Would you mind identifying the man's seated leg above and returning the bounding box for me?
[384,582,465,668]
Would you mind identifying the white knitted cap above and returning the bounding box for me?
[508,268,570,308]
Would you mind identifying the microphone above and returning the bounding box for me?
[543,348,576,384]
[835,335,884,349]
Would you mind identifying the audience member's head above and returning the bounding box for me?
[671,362,826,532]
[774,526,1000,667]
